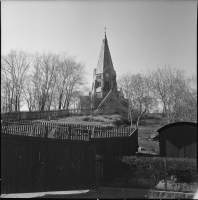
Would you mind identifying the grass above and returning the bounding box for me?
[43,115,161,153]
[48,114,129,127]
[138,125,160,153]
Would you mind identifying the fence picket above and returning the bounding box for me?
[1,121,135,141]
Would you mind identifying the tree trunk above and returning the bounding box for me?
[18,97,20,111]
[136,109,146,127]
[15,95,18,111]
[41,104,45,111]
[58,93,62,110]
[10,90,14,112]
[130,109,133,128]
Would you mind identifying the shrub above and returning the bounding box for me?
[122,156,197,182]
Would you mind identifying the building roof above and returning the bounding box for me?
[97,89,127,112]
[95,33,116,76]
[118,87,125,99]
[157,122,197,134]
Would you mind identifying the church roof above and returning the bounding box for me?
[118,87,125,98]
[95,34,116,76]
[98,89,126,112]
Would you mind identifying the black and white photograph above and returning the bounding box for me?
[1,0,197,199]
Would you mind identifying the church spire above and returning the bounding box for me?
[96,30,116,75]
[103,27,107,43]
[104,27,107,40]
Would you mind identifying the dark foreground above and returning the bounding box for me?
[1,188,149,199]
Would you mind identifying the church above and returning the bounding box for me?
[79,32,128,114]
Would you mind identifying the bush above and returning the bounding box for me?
[122,156,197,183]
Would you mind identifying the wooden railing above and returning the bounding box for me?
[1,108,128,122]
[1,121,136,141]
[1,109,92,121]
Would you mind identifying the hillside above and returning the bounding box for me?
[49,114,130,127]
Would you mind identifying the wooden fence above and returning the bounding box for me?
[1,109,91,121]
[1,107,128,122]
[1,121,138,193]
[1,133,96,194]
[1,121,135,141]
[93,128,138,182]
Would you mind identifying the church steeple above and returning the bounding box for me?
[81,31,128,113]
[95,32,116,76]
[91,31,119,109]
[104,27,107,41]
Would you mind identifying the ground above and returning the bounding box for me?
[0,188,149,199]
[138,125,160,153]
[48,114,130,127]
[47,114,161,153]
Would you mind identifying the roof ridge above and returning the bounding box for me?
[97,89,113,108]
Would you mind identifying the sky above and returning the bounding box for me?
[2,1,197,90]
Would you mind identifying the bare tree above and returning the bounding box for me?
[149,64,197,124]
[1,50,31,111]
[22,74,37,111]
[149,65,177,123]
[55,54,73,110]
[55,55,86,110]
[31,52,59,110]
[171,73,197,122]
[117,73,134,126]
[118,72,158,127]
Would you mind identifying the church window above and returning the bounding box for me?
[96,81,101,88]
[96,75,101,79]
[105,81,110,87]
[96,92,101,98]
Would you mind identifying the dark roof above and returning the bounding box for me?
[157,122,197,134]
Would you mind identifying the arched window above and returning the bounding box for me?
[96,81,101,88]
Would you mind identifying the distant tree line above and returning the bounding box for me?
[2,51,197,124]
[1,50,87,112]
[118,64,197,124]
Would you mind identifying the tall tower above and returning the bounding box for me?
[91,33,118,109]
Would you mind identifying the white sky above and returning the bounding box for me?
[2,1,197,89]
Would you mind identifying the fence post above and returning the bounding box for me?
[164,157,167,191]
[89,129,92,141]
[44,124,49,191]
[92,126,95,138]
[45,125,48,139]
[69,125,72,140]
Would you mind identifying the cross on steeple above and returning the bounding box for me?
[104,27,107,34]
[104,27,107,39]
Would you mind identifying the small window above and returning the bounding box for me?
[97,92,101,98]
[96,75,101,79]
[96,81,101,88]
[105,81,110,87]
